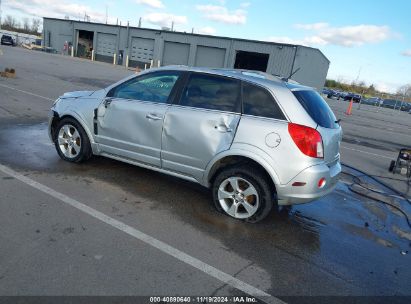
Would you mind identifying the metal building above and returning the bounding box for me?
[43,17,329,89]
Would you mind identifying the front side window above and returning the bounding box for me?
[109,71,181,103]
[242,82,286,120]
[179,73,240,112]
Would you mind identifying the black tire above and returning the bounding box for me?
[212,165,274,223]
[53,117,92,163]
[388,160,396,173]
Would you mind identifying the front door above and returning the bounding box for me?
[96,71,181,167]
[162,72,241,181]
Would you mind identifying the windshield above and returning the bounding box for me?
[293,90,338,129]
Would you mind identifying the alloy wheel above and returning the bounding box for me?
[217,177,259,219]
[57,124,82,159]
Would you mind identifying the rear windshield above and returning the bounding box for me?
[293,90,338,129]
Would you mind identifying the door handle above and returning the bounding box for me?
[146,113,163,121]
[214,124,232,132]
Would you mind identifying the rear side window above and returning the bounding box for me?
[293,90,338,129]
[242,82,286,120]
[179,73,240,112]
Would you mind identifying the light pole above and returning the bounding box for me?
[378,93,384,110]
[357,89,365,110]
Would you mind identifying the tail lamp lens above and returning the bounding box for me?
[288,123,324,158]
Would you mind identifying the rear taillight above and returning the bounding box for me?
[288,123,324,158]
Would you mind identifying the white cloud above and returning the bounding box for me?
[198,26,216,35]
[143,13,188,28]
[266,36,305,45]
[3,0,109,23]
[299,23,395,47]
[374,81,399,94]
[312,24,394,47]
[269,23,396,47]
[401,49,411,57]
[215,0,226,5]
[240,2,251,8]
[136,0,164,9]
[196,4,247,25]
[294,22,329,30]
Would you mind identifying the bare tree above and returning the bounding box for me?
[397,84,411,98]
[3,15,18,28]
[31,18,41,33]
[23,18,30,31]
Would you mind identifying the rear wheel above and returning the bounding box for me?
[54,117,92,163]
[212,166,274,223]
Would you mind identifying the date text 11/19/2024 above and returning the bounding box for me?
[149,296,259,303]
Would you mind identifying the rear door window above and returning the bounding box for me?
[242,82,286,120]
[179,73,240,112]
[293,90,338,129]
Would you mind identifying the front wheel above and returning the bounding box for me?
[212,166,274,223]
[54,117,92,163]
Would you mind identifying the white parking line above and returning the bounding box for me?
[340,145,393,159]
[0,163,284,304]
[0,83,54,101]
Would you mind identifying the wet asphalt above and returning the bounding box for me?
[0,46,410,302]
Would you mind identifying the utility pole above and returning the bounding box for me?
[105,5,108,24]
[355,66,362,84]
[357,89,365,110]
[378,93,384,110]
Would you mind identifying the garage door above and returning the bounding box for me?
[195,46,226,68]
[96,33,117,63]
[162,41,190,66]
[129,37,155,68]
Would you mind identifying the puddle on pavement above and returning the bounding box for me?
[0,123,409,243]
[1,123,410,261]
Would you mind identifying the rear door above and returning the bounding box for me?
[161,72,241,180]
[96,71,181,167]
[292,89,342,164]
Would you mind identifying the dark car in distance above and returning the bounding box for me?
[1,35,16,46]
[327,90,348,100]
[326,90,341,99]
[344,93,361,103]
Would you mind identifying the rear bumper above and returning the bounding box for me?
[276,161,341,205]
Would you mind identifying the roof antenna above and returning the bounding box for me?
[281,67,300,82]
[288,67,300,79]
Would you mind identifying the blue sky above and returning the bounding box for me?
[3,0,411,93]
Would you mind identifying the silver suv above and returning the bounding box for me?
[49,66,342,222]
